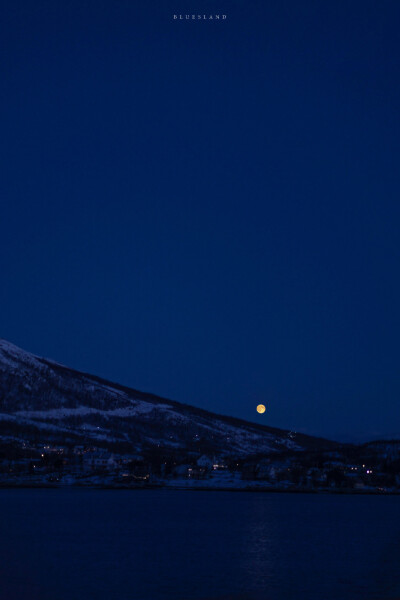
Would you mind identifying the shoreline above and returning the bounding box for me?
[0,482,398,495]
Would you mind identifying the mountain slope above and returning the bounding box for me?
[0,339,337,458]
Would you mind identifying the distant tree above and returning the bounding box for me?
[327,468,346,488]
[289,467,303,485]
[54,458,64,471]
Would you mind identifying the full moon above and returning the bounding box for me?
[256,404,266,414]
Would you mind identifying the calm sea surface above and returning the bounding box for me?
[0,489,399,600]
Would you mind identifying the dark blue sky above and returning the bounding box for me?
[1,0,399,441]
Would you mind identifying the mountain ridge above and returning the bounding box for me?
[0,338,338,457]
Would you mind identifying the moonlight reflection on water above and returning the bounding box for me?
[0,489,399,600]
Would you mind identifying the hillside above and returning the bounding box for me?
[0,339,336,458]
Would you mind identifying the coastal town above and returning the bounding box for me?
[1,340,399,494]
[1,438,400,493]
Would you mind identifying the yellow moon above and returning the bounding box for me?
[256,404,266,414]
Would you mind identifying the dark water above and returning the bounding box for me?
[0,489,399,600]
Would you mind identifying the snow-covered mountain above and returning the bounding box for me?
[0,339,337,458]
